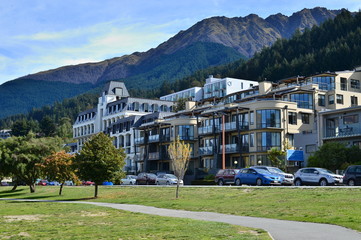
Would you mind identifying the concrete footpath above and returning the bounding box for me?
[1,198,361,240]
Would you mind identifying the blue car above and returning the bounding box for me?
[234,168,283,186]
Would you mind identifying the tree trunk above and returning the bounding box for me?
[29,184,35,193]
[59,183,64,195]
[94,184,98,198]
[176,178,180,199]
[11,183,18,191]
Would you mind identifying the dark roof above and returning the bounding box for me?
[77,108,97,116]
[102,81,130,97]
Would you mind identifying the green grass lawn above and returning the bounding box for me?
[0,200,269,240]
[1,185,361,233]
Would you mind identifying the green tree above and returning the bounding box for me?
[307,142,361,171]
[56,117,73,139]
[0,134,64,192]
[168,136,191,199]
[267,147,285,169]
[38,151,79,195]
[75,132,126,198]
[40,116,57,137]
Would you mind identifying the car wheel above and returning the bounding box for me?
[319,178,328,186]
[130,182,133,185]
[256,178,262,186]
[135,181,139,185]
[166,181,171,185]
[146,181,149,185]
[294,179,302,186]
[235,178,241,186]
[218,179,224,186]
[348,179,355,186]
[156,181,160,185]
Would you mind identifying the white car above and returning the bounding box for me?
[294,167,343,186]
[121,175,137,185]
[156,174,183,185]
[252,166,294,185]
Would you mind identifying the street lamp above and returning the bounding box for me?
[258,160,262,165]
[234,160,238,167]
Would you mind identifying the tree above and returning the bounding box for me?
[38,151,78,195]
[168,136,191,199]
[307,142,361,171]
[40,116,57,137]
[174,98,187,112]
[0,134,64,192]
[75,132,126,198]
[267,147,285,169]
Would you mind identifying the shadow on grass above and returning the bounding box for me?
[60,197,97,201]
[0,189,26,198]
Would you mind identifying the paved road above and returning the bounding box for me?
[1,198,361,240]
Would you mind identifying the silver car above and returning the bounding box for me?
[294,167,343,186]
[156,174,183,185]
[121,175,137,185]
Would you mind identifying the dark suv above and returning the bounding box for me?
[136,173,157,185]
[215,169,240,186]
[343,165,361,186]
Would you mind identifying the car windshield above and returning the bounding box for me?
[165,174,177,179]
[130,176,137,179]
[268,167,284,174]
[254,169,270,174]
[318,168,334,174]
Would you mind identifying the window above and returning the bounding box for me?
[306,144,316,153]
[318,95,325,106]
[290,93,313,109]
[177,125,194,140]
[256,109,281,128]
[336,94,343,104]
[288,112,297,125]
[343,115,359,124]
[250,133,254,147]
[340,77,347,91]
[351,96,358,106]
[250,111,254,125]
[288,134,294,146]
[256,132,281,152]
[351,79,360,89]
[301,113,310,124]
[312,76,335,90]
[328,95,334,105]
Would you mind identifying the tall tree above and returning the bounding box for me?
[75,132,126,198]
[40,116,57,137]
[0,134,64,192]
[38,151,79,195]
[168,136,191,199]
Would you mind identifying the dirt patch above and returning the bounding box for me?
[238,230,261,235]
[80,211,108,217]
[242,189,253,193]
[3,215,44,222]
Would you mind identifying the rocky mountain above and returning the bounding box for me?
[0,7,342,119]
[14,7,340,86]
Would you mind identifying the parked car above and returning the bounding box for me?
[294,167,343,186]
[156,174,183,185]
[234,168,283,186]
[215,169,240,186]
[121,175,137,185]
[64,180,74,186]
[37,180,49,186]
[102,181,113,185]
[136,173,157,185]
[343,165,361,186]
[1,181,9,186]
[82,181,95,186]
[252,166,294,185]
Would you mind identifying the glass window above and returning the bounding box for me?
[288,112,297,125]
[328,95,334,105]
[318,95,325,106]
[250,111,254,125]
[250,133,254,147]
[336,94,343,104]
[256,109,281,128]
[351,79,360,89]
[306,144,316,153]
[343,115,359,124]
[177,125,194,140]
[301,113,310,124]
[256,132,281,152]
[351,96,358,106]
[312,76,335,90]
[340,77,347,91]
[290,93,313,109]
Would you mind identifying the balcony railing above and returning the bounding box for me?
[256,123,281,129]
[199,146,213,156]
[148,134,159,143]
[324,126,361,139]
[160,135,171,142]
[257,146,281,152]
[148,152,160,160]
[198,125,220,135]
[135,137,144,145]
[219,144,238,153]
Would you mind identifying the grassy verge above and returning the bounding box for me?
[0,200,269,239]
[1,186,361,232]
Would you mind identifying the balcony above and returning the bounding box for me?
[199,146,213,156]
[324,126,361,139]
[198,125,219,135]
[148,152,160,160]
[257,146,281,152]
[256,123,281,129]
[148,134,160,143]
[219,144,238,153]
[135,137,145,145]
[160,135,171,142]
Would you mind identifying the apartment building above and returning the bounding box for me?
[73,81,174,172]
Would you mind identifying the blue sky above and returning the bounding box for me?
[0,0,360,85]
